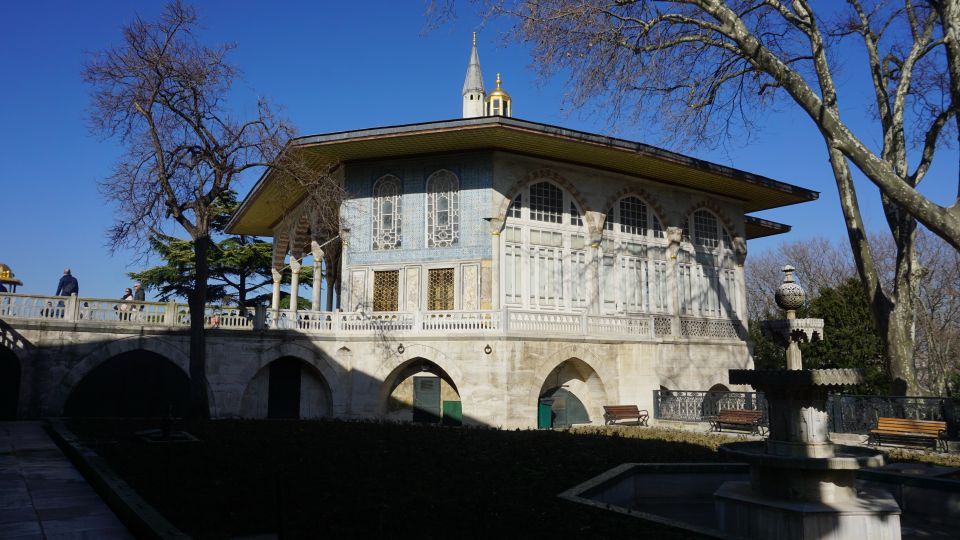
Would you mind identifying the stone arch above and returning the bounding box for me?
[63,348,190,418]
[57,336,206,415]
[532,349,611,428]
[239,355,334,419]
[600,187,668,232]
[0,346,20,420]
[496,168,594,231]
[378,347,462,423]
[708,383,730,393]
[680,201,737,239]
[239,341,345,414]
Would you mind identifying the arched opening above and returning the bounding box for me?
[382,358,461,425]
[703,383,732,418]
[0,347,20,420]
[537,358,606,429]
[239,356,332,420]
[64,350,189,417]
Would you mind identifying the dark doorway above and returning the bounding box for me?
[539,387,589,428]
[0,348,20,420]
[267,357,302,419]
[412,376,441,423]
[64,350,189,417]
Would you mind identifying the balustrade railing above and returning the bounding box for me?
[0,292,745,342]
[653,390,767,423]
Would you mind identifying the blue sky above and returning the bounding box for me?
[1,1,956,300]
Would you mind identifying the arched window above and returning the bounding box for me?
[603,196,664,239]
[501,179,587,309]
[426,170,459,247]
[693,209,719,248]
[529,182,563,223]
[373,175,401,250]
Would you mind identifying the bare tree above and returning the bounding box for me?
[84,1,327,417]
[745,236,854,320]
[448,0,960,394]
[747,230,960,395]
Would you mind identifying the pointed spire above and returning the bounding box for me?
[462,33,485,96]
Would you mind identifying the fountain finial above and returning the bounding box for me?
[774,265,805,314]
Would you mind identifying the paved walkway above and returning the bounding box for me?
[0,422,132,539]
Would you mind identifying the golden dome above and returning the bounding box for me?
[485,73,511,100]
[0,263,22,286]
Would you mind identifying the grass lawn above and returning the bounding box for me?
[69,420,733,539]
[69,419,960,539]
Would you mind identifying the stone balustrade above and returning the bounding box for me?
[0,292,744,341]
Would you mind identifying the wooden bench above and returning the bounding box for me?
[710,409,765,435]
[603,405,649,426]
[868,417,947,452]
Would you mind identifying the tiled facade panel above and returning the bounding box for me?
[343,152,494,266]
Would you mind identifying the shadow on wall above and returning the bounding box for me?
[3,328,614,430]
[63,350,190,418]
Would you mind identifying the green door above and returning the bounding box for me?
[538,398,555,429]
[413,376,441,423]
[540,388,589,428]
[442,400,462,426]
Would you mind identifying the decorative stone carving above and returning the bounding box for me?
[774,265,806,311]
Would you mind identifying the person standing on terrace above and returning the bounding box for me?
[55,268,78,297]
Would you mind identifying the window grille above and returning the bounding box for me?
[570,201,583,226]
[693,210,719,248]
[619,197,647,236]
[373,176,401,250]
[682,218,690,242]
[604,208,615,231]
[507,195,522,218]
[529,182,562,223]
[372,270,399,311]
[426,171,459,247]
[722,227,733,249]
[427,268,455,310]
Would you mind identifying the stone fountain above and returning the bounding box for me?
[714,266,902,539]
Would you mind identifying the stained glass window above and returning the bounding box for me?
[426,171,459,247]
[373,176,401,250]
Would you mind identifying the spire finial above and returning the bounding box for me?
[472,31,477,46]
[496,72,502,87]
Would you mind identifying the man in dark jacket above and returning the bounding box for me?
[55,268,79,296]
[133,282,145,301]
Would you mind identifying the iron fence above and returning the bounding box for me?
[652,390,767,423]
[828,394,960,437]
[652,390,960,439]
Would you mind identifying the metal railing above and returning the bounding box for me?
[828,394,960,437]
[0,292,746,342]
[653,390,960,439]
[653,390,767,423]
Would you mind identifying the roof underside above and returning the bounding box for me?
[227,117,818,237]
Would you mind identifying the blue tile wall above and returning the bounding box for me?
[342,152,493,266]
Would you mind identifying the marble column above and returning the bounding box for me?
[588,228,603,314]
[489,218,503,310]
[666,226,683,334]
[311,241,323,311]
[288,257,302,312]
[271,268,282,312]
[339,229,351,311]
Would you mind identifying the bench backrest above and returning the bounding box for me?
[717,409,762,421]
[604,405,641,415]
[876,417,946,435]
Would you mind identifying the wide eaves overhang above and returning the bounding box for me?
[226,116,818,237]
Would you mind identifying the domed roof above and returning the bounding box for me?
[486,73,511,100]
[0,263,23,286]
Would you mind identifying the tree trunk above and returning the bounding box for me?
[238,272,247,308]
[874,296,919,396]
[188,234,212,419]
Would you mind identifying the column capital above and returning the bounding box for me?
[289,258,302,273]
[271,268,282,282]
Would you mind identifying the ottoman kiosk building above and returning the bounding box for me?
[224,38,817,427]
